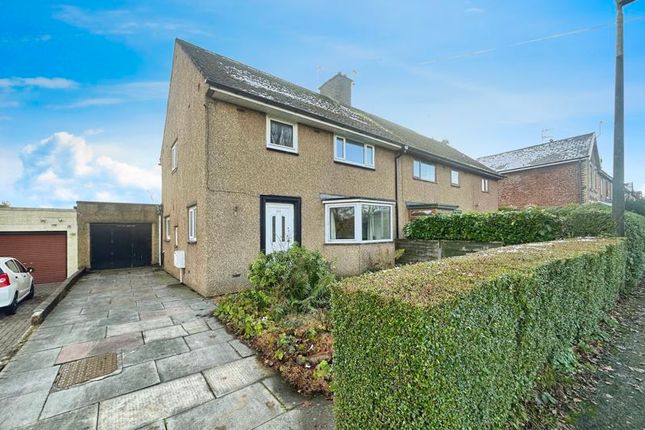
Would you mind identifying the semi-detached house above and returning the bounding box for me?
[161,39,502,296]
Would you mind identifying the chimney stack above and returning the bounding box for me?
[319,73,353,106]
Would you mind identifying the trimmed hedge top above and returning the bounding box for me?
[337,238,621,306]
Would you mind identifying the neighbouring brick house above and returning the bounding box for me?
[160,39,501,296]
[478,133,612,208]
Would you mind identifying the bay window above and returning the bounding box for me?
[334,136,375,168]
[325,200,393,243]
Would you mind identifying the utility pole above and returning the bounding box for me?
[612,0,636,236]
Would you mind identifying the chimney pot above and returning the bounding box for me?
[319,72,353,106]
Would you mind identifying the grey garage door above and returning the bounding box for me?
[90,223,152,270]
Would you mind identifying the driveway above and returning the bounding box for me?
[0,282,58,366]
[0,267,333,430]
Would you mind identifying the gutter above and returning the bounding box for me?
[394,145,409,239]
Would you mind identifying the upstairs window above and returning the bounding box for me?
[481,178,489,193]
[171,142,178,171]
[267,118,298,153]
[164,216,170,241]
[451,169,460,186]
[334,136,375,169]
[188,206,197,243]
[413,160,436,182]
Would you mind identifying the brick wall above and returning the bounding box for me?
[498,162,582,208]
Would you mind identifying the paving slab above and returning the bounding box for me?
[0,390,49,430]
[56,332,143,364]
[203,356,273,397]
[0,365,58,399]
[97,374,213,430]
[156,343,239,381]
[143,325,188,343]
[183,328,234,350]
[20,326,107,354]
[254,397,334,430]
[23,404,98,430]
[41,361,159,418]
[165,383,284,430]
[229,339,256,358]
[106,317,174,338]
[1,348,61,375]
[122,337,189,367]
[181,319,209,334]
[262,375,306,410]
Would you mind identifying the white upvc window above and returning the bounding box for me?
[334,136,375,169]
[174,226,178,247]
[324,199,394,244]
[171,141,178,171]
[188,206,197,243]
[164,216,170,241]
[451,169,460,186]
[266,117,298,153]
[413,159,436,182]
[481,178,489,193]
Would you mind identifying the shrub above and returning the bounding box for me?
[626,198,645,217]
[248,245,335,313]
[332,238,624,429]
[403,208,561,245]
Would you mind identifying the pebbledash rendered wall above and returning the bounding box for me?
[161,42,500,297]
[76,201,160,269]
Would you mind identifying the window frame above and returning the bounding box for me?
[450,169,460,187]
[171,141,178,172]
[324,199,394,244]
[481,178,490,193]
[413,159,437,183]
[187,205,197,243]
[266,117,298,154]
[164,216,171,241]
[334,135,375,169]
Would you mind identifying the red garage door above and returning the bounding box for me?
[0,232,67,284]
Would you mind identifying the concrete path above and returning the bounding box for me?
[574,283,645,429]
[0,267,333,430]
[0,282,58,366]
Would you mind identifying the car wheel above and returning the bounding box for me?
[5,294,18,315]
[27,282,35,300]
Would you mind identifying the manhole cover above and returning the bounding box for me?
[56,352,119,389]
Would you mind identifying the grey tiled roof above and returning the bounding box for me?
[477,133,595,173]
[177,39,499,177]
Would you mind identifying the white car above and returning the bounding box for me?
[0,257,35,315]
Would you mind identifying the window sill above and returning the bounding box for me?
[333,160,375,171]
[171,168,178,174]
[451,184,460,188]
[413,177,437,184]
[187,240,197,245]
[324,240,393,245]
[266,144,298,155]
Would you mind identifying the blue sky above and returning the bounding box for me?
[1,0,644,208]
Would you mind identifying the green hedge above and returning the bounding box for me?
[332,239,624,429]
[403,208,561,245]
[404,204,645,292]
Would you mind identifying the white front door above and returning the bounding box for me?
[265,203,295,254]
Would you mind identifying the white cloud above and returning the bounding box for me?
[51,97,124,109]
[0,77,78,89]
[465,7,484,14]
[95,156,160,190]
[15,131,160,206]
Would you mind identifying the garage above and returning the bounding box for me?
[0,232,67,284]
[90,223,152,270]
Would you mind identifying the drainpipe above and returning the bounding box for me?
[158,213,162,266]
[394,145,409,239]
